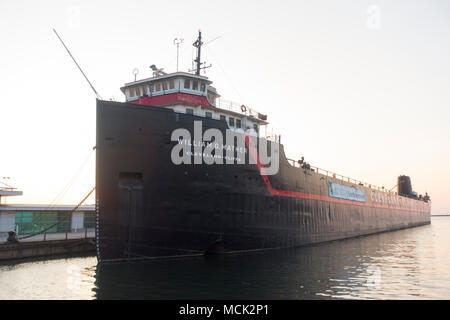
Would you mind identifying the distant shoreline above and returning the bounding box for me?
[431,215,450,217]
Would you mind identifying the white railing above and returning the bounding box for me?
[286,158,392,194]
[0,212,96,243]
[215,98,267,121]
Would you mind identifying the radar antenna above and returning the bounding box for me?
[150,64,167,77]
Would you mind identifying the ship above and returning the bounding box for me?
[95,31,431,262]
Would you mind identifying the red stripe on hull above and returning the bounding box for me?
[244,136,429,214]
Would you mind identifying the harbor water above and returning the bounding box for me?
[1,216,449,300]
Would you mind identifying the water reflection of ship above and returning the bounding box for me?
[93,226,428,299]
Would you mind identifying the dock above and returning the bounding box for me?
[0,204,96,261]
[0,237,95,261]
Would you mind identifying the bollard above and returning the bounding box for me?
[7,231,18,243]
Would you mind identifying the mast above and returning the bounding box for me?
[193,30,203,75]
[190,30,211,75]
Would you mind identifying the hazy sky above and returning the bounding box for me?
[0,0,449,214]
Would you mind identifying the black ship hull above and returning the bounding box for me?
[95,100,431,262]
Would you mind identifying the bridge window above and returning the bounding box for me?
[201,83,206,92]
[229,117,235,127]
[220,115,226,121]
[186,108,194,115]
[135,87,141,96]
[205,112,212,118]
[193,80,198,90]
[184,79,190,89]
[155,82,161,91]
[169,80,175,89]
[129,88,135,97]
[253,124,259,132]
[162,81,168,90]
[149,84,154,93]
[236,119,241,128]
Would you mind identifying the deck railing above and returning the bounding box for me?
[215,98,267,121]
[286,158,393,194]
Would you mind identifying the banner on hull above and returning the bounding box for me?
[328,182,366,202]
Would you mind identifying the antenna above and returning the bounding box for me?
[173,38,184,72]
[53,28,102,100]
[203,35,222,46]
